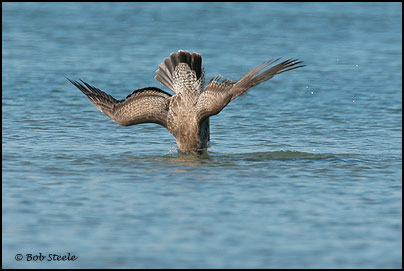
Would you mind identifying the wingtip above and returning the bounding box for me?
[65,76,79,86]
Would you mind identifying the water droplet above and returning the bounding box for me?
[352,100,355,103]
[311,91,314,95]
[313,148,316,152]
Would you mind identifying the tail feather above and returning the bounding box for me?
[155,50,203,93]
[190,52,202,80]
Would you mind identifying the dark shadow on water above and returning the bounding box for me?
[118,150,359,168]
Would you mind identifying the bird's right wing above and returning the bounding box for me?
[196,58,304,121]
[68,79,172,127]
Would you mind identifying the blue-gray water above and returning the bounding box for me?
[2,2,402,269]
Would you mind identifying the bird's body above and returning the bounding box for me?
[68,50,304,154]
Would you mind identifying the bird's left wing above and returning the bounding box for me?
[68,79,172,127]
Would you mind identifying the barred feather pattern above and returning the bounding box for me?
[172,63,204,99]
[69,50,304,154]
[155,50,205,95]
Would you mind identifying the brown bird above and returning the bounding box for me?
[67,50,304,154]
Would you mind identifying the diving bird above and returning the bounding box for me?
[68,50,304,154]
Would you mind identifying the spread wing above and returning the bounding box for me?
[67,79,172,127]
[196,58,304,121]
